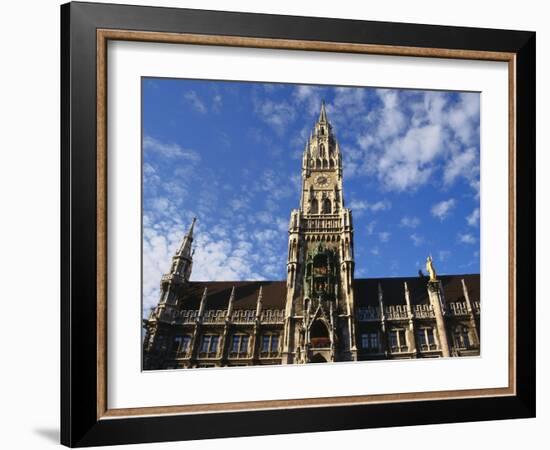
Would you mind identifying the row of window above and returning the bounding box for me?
[163,333,281,358]
[360,326,472,353]
[156,326,472,357]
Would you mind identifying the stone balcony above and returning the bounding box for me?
[357,304,436,321]
[155,308,285,325]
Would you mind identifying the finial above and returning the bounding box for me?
[256,285,263,318]
[188,217,197,237]
[198,286,208,317]
[404,281,412,310]
[226,286,236,320]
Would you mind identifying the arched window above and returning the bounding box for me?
[310,320,330,348]
[322,198,331,214]
[319,144,325,157]
[311,198,319,214]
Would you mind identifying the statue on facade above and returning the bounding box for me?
[426,255,437,282]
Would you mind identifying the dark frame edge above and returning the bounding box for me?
[61,2,102,447]
[60,1,536,447]
[514,32,536,418]
[60,2,72,447]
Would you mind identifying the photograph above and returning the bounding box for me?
[56,1,536,446]
[141,79,481,370]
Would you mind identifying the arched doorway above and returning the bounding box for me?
[311,353,327,363]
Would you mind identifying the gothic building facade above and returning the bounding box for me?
[143,103,481,370]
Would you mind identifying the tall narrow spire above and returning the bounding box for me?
[318,100,328,123]
[176,217,196,257]
[167,217,197,282]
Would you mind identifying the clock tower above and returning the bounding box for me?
[282,102,357,364]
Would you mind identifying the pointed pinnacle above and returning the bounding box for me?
[319,100,327,122]
[188,217,197,237]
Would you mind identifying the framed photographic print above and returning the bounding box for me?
[61,1,536,447]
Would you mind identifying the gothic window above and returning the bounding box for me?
[416,328,437,351]
[320,126,324,135]
[361,332,379,353]
[453,326,471,349]
[311,198,319,214]
[261,333,280,356]
[154,334,168,353]
[230,334,250,357]
[320,143,325,156]
[389,329,407,353]
[322,198,331,214]
[171,335,191,356]
[199,334,219,357]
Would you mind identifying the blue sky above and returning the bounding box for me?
[142,78,480,313]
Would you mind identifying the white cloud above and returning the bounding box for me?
[466,208,480,227]
[294,85,323,116]
[376,89,407,140]
[458,233,477,244]
[410,233,424,246]
[254,98,296,135]
[431,199,456,221]
[400,216,420,228]
[446,93,480,146]
[371,246,380,256]
[230,198,247,211]
[369,201,391,212]
[347,89,479,193]
[143,136,200,161]
[184,90,207,114]
[365,221,376,235]
[348,199,391,217]
[378,232,391,243]
[212,94,223,113]
[329,87,367,124]
[377,124,443,191]
[470,179,480,199]
[444,147,478,185]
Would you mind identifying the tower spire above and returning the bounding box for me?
[166,217,197,282]
[318,100,328,123]
[176,217,196,257]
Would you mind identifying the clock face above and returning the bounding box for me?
[315,175,330,187]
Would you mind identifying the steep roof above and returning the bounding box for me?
[176,274,480,311]
[178,280,286,310]
[353,274,480,307]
